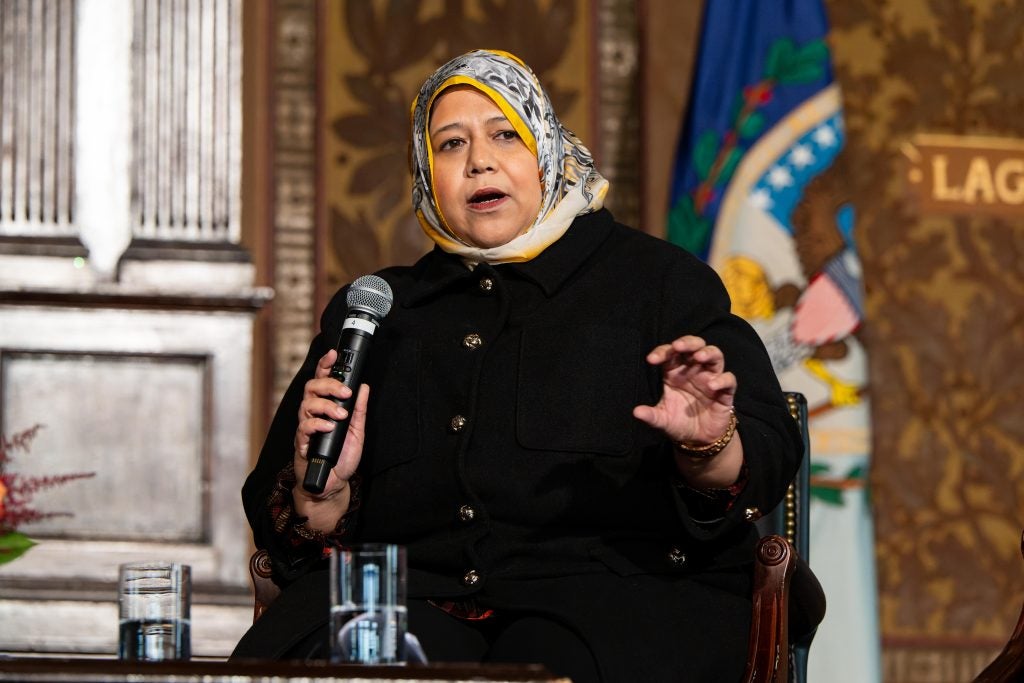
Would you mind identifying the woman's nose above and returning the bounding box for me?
[467,147,496,174]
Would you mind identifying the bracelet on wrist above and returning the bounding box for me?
[674,408,738,459]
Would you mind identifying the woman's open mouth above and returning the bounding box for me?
[469,189,508,208]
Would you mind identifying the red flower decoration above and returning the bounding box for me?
[0,425,94,565]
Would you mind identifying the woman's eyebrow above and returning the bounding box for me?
[431,115,509,137]
[430,121,464,137]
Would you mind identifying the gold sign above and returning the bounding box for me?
[902,134,1024,216]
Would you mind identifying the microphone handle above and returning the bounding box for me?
[303,313,376,494]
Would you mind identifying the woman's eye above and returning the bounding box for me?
[497,130,518,141]
[438,138,463,151]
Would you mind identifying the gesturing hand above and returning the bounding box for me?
[632,335,736,446]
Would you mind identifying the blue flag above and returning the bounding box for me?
[667,3,881,682]
[668,1,833,258]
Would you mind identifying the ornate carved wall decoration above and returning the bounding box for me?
[824,0,1024,679]
[319,0,594,303]
[269,0,319,404]
[595,0,640,230]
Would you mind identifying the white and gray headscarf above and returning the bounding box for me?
[409,49,609,264]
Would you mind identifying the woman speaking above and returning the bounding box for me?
[235,49,802,683]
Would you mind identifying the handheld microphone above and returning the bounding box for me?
[303,274,393,494]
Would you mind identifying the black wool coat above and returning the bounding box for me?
[239,209,802,682]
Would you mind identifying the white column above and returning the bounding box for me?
[75,0,133,280]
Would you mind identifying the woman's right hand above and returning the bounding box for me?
[292,349,370,531]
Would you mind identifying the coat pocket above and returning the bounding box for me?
[517,324,639,455]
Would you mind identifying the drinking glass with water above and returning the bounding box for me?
[330,544,407,664]
[118,562,191,661]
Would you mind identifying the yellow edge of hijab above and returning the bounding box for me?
[422,75,539,246]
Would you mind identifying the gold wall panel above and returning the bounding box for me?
[823,0,1024,679]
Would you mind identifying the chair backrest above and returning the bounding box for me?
[756,391,811,560]
[745,391,822,683]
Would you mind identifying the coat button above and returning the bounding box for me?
[462,333,483,350]
[744,507,762,522]
[478,277,494,292]
[449,415,467,433]
[462,569,481,586]
[458,504,477,523]
[668,547,687,567]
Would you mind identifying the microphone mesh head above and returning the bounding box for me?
[347,274,393,319]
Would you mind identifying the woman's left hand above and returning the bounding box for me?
[632,335,736,445]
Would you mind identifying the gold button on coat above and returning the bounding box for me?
[457,504,476,522]
[462,569,481,586]
[462,333,483,350]
[478,277,494,292]
[449,415,467,433]
[744,507,762,521]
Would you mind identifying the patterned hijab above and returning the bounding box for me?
[409,49,608,264]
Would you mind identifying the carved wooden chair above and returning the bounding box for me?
[972,529,1024,683]
[249,547,279,623]
[248,392,826,683]
[742,391,825,683]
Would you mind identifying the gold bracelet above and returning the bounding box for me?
[674,408,738,459]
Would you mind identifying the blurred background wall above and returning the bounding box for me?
[0,1,1022,680]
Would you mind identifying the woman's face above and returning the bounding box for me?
[428,87,542,249]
